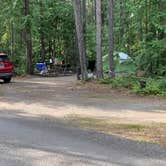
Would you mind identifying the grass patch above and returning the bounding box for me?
[120,124,145,130]
[65,115,166,146]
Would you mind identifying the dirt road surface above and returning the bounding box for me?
[0,76,166,165]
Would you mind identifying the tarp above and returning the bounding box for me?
[118,52,131,60]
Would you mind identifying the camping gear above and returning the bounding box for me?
[36,62,47,71]
[54,56,62,65]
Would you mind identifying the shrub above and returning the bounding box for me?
[133,78,166,96]
[100,76,166,96]
[100,75,138,89]
[158,77,166,91]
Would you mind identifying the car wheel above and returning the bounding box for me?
[3,77,11,83]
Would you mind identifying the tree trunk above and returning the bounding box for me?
[24,0,33,74]
[10,22,14,57]
[39,0,46,61]
[82,0,87,59]
[158,0,165,39]
[82,0,86,33]
[96,0,103,78]
[108,0,115,77]
[40,32,45,61]
[73,0,87,80]
[119,0,124,44]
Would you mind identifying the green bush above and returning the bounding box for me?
[99,78,112,84]
[100,75,138,89]
[133,78,166,96]
[158,78,166,91]
[144,79,160,95]
[100,76,166,96]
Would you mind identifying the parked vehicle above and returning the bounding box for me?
[0,53,13,83]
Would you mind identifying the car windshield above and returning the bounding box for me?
[0,56,9,61]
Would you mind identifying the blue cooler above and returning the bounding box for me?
[36,62,46,71]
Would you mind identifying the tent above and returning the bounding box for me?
[103,52,136,73]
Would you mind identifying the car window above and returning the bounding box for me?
[0,56,9,61]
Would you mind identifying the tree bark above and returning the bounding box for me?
[73,0,87,80]
[39,0,46,61]
[108,0,115,77]
[24,0,33,74]
[82,0,87,59]
[119,0,124,44]
[158,0,165,39]
[96,0,103,78]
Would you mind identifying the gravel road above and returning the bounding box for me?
[0,76,166,165]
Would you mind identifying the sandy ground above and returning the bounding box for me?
[0,76,166,165]
[0,76,165,123]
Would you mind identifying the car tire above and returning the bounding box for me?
[3,77,11,83]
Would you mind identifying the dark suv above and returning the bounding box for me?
[0,53,13,83]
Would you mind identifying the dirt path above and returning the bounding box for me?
[0,76,166,165]
[0,76,166,145]
[0,76,165,122]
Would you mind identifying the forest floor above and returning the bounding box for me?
[0,75,166,146]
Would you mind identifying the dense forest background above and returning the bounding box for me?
[0,0,165,77]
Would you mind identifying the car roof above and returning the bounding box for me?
[0,53,7,56]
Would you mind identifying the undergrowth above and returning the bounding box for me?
[99,75,166,96]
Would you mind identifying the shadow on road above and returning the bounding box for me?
[0,108,166,164]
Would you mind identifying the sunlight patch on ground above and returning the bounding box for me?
[0,100,166,123]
